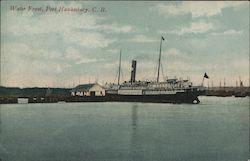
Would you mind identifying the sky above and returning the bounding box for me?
[1,1,249,88]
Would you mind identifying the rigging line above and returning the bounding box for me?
[161,62,166,81]
[120,68,124,83]
[157,37,163,82]
[118,49,122,85]
[113,69,118,84]
[153,59,158,81]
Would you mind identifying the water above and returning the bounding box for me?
[0,96,249,161]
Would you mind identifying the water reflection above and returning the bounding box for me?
[132,104,138,130]
[131,104,138,159]
[0,105,1,134]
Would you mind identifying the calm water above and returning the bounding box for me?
[0,96,249,161]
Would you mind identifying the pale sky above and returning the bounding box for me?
[1,1,249,87]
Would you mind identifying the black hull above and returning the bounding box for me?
[105,92,200,104]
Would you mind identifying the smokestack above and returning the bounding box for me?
[130,60,137,84]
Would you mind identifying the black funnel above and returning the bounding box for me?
[130,60,136,84]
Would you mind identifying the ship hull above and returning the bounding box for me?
[105,91,200,104]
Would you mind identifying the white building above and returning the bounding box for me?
[71,83,105,96]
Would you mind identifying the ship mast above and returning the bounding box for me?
[118,49,122,85]
[157,36,164,82]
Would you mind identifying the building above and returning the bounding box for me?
[71,83,105,96]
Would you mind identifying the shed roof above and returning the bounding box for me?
[71,83,101,92]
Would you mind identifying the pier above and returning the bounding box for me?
[0,86,249,104]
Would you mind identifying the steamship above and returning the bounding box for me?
[105,37,201,104]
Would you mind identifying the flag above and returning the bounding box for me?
[204,73,209,79]
[162,36,165,41]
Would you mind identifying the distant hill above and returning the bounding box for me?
[0,86,72,97]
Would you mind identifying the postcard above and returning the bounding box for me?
[0,1,249,161]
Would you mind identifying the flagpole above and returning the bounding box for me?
[201,77,205,87]
[202,73,209,86]
[118,49,122,85]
